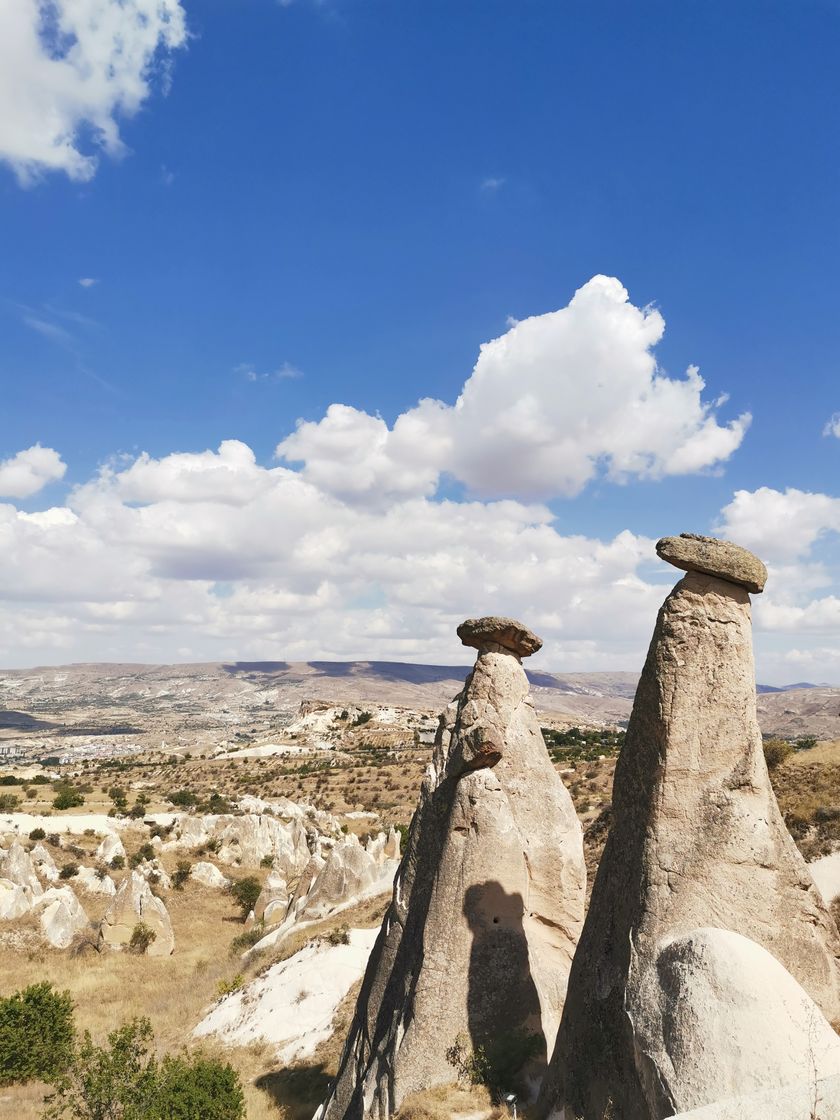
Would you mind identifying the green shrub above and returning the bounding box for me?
[168,789,198,807]
[110,854,125,870]
[42,1018,245,1120]
[229,925,265,954]
[228,876,261,920]
[128,803,146,820]
[29,827,46,841]
[58,863,78,880]
[129,923,156,955]
[352,711,373,726]
[0,982,75,1086]
[0,793,20,811]
[129,843,155,868]
[445,1027,542,1096]
[172,860,191,890]
[53,788,84,811]
[763,738,793,770]
[216,974,244,997]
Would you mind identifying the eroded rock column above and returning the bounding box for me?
[316,616,586,1120]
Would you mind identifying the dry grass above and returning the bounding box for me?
[395,1083,502,1119]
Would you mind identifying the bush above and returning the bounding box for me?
[0,793,20,811]
[352,711,373,726]
[129,923,157,955]
[327,924,350,946]
[53,787,84,811]
[229,925,265,954]
[216,974,244,997]
[168,789,198,807]
[42,1018,245,1120]
[764,738,794,770]
[129,843,155,868]
[228,876,261,920]
[128,803,146,820]
[59,863,79,880]
[0,982,74,1086]
[172,860,191,890]
[110,854,125,870]
[29,827,46,841]
[446,1027,542,1096]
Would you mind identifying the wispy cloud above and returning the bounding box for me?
[78,278,98,288]
[236,361,303,383]
[9,301,116,393]
[21,314,73,345]
[823,413,840,439]
[481,176,506,193]
[161,165,176,186]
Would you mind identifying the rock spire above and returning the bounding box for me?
[315,616,585,1120]
[538,535,840,1120]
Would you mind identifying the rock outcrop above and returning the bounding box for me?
[539,536,840,1120]
[98,871,175,956]
[31,842,59,882]
[671,1075,840,1119]
[95,833,126,865]
[75,865,117,895]
[191,861,229,889]
[34,886,89,948]
[316,617,586,1120]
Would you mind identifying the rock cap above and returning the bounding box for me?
[456,616,542,657]
[656,533,767,594]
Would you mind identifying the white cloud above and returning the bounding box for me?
[0,0,187,184]
[718,487,840,564]
[236,361,303,384]
[481,176,506,192]
[278,276,751,503]
[0,444,67,498]
[78,278,98,288]
[824,413,840,439]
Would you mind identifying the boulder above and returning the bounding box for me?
[632,928,840,1113]
[95,833,126,865]
[75,865,117,896]
[1,840,43,898]
[190,861,229,889]
[316,617,585,1119]
[0,879,31,919]
[34,886,89,949]
[456,615,543,657]
[671,1075,840,1120]
[655,532,767,593]
[98,870,175,956]
[30,842,59,883]
[540,545,840,1120]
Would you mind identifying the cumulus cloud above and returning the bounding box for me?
[0,0,187,184]
[78,278,98,288]
[824,413,840,439]
[278,276,751,503]
[718,487,840,564]
[236,361,303,383]
[0,444,67,498]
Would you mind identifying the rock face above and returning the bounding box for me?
[34,886,89,949]
[75,865,117,896]
[316,618,585,1120]
[95,833,126,865]
[540,550,840,1120]
[632,928,840,1113]
[190,861,229,889]
[31,842,59,882]
[656,532,767,593]
[98,871,175,956]
[671,1075,840,1120]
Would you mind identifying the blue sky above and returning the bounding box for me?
[1,0,840,680]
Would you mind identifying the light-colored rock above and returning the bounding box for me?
[33,886,89,949]
[540,565,840,1120]
[632,928,840,1114]
[96,833,126,864]
[672,1074,840,1120]
[253,869,288,923]
[75,865,117,896]
[30,842,59,882]
[98,870,175,956]
[1,840,43,898]
[293,832,400,924]
[215,813,311,873]
[810,851,840,906]
[656,532,767,593]
[316,617,585,1120]
[194,926,378,1063]
[0,879,31,919]
[190,861,229,889]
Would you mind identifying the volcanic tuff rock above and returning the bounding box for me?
[316,618,585,1120]
[34,886,89,949]
[539,555,840,1120]
[456,615,543,657]
[671,1076,840,1120]
[95,833,126,865]
[655,532,767,593]
[98,870,174,956]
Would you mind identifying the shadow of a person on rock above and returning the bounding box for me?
[463,881,547,1094]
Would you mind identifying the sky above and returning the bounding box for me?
[1,0,840,682]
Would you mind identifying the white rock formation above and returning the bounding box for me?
[194,926,378,1063]
[190,861,229,889]
[317,617,586,1120]
[253,868,288,923]
[632,928,840,1114]
[672,1075,840,1120]
[75,865,117,896]
[1,840,43,899]
[30,842,59,882]
[33,886,89,949]
[540,538,840,1120]
[98,870,175,956]
[96,833,126,865]
[0,880,31,919]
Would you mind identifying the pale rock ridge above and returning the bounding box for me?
[539,546,840,1120]
[30,841,59,882]
[98,870,175,956]
[316,617,585,1120]
[75,865,117,895]
[191,861,229,889]
[671,1075,840,1119]
[96,833,126,865]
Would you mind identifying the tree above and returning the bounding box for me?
[154,1054,244,1119]
[0,982,75,1086]
[53,786,84,810]
[228,876,261,920]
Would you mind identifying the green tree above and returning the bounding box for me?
[0,982,75,1086]
[154,1054,244,1119]
[227,876,261,921]
[53,786,84,810]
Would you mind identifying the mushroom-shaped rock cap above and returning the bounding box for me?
[656,533,767,594]
[457,616,542,657]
